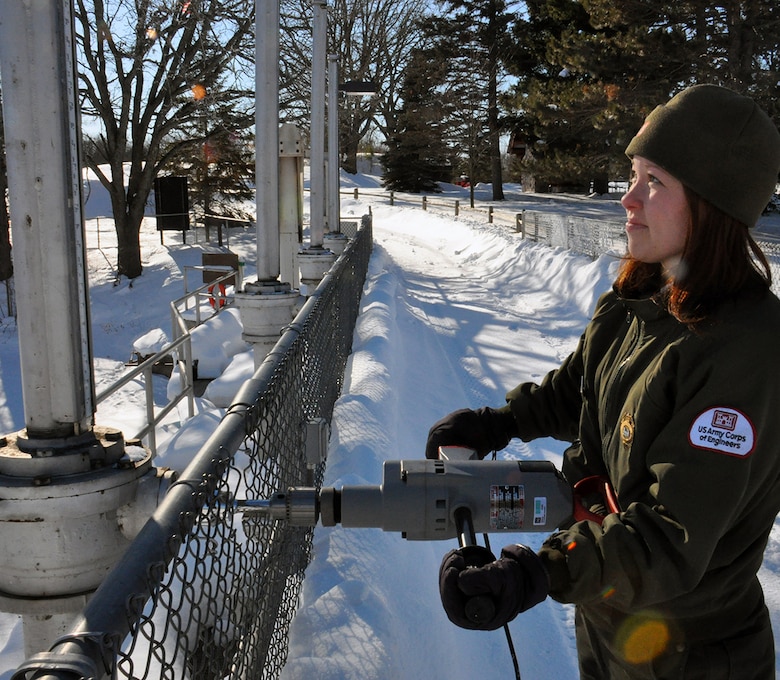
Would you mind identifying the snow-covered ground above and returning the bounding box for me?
[0,172,778,678]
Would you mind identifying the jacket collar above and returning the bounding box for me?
[612,286,671,323]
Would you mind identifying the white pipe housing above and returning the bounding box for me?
[309,0,328,247]
[255,0,282,280]
[0,0,94,438]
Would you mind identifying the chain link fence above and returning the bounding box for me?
[520,210,780,296]
[757,236,780,294]
[519,210,627,258]
[11,215,372,680]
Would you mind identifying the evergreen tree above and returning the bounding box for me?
[427,0,514,200]
[382,47,450,193]
[506,1,780,192]
[161,89,255,227]
[678,1,780,117]
[440,42,493,206]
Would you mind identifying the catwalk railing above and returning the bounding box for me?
[11,215,373,680]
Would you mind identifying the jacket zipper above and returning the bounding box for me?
[602,313,645,441]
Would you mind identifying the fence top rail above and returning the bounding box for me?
[202,213,254,225]
[337,186,615,223]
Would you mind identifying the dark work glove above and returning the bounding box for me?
[425,407,518,459]
[439,544,549,631]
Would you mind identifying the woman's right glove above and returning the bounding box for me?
[425,407,518,459]
[438,544,549,631]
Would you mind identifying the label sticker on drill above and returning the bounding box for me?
[489,485,524,530]
[533,497,547,526]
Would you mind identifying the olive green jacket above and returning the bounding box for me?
[506,288,780,643]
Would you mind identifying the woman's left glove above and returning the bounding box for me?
[425,407,518,459]
[438,544,549,631]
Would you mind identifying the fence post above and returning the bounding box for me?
[488,206,494,224]
[422,196,427,211]
[390,192,394,206]
[454,200,459,216]
[517,211,525,236]
[354,188,359,200]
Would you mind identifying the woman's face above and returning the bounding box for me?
[621,156,691,275]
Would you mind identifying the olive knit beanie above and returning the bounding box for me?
[625,84,780,228]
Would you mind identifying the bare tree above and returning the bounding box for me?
[280,0,425,174]
[75,0,255,279]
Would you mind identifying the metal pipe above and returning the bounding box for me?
[255,0,281,281]
[327,54,340,233]
[309,0,328,246]
[0,0,94,438]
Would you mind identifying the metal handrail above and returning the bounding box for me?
[95,268,237,456]
[96,333,195,455]
[173,266,239,337]
[94,334,194,457]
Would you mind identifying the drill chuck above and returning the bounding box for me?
[237,488,320,526]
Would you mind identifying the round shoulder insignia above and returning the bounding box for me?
[688,406,756,457]
[620,413,635,446]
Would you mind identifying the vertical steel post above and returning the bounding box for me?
[327,54,340,234]
[237,0,300,360]
[255,0,281,281]
[309,0,327,247]
[0,0,93,439]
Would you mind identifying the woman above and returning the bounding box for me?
[429,85,780,679]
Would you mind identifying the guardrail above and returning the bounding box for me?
[340,187,515,227]
[11,215,373,680]
[94,267,238,457]
[95,333,194,457]
[173,265,241,338]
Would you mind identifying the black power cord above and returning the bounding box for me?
[482,532,522,680]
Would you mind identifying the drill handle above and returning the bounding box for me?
[454,507,497,625]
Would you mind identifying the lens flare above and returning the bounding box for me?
[616,615,671,665]
[203,141,218,163]
[600,585,616,600]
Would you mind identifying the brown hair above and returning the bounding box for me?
[613,187,771,328]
